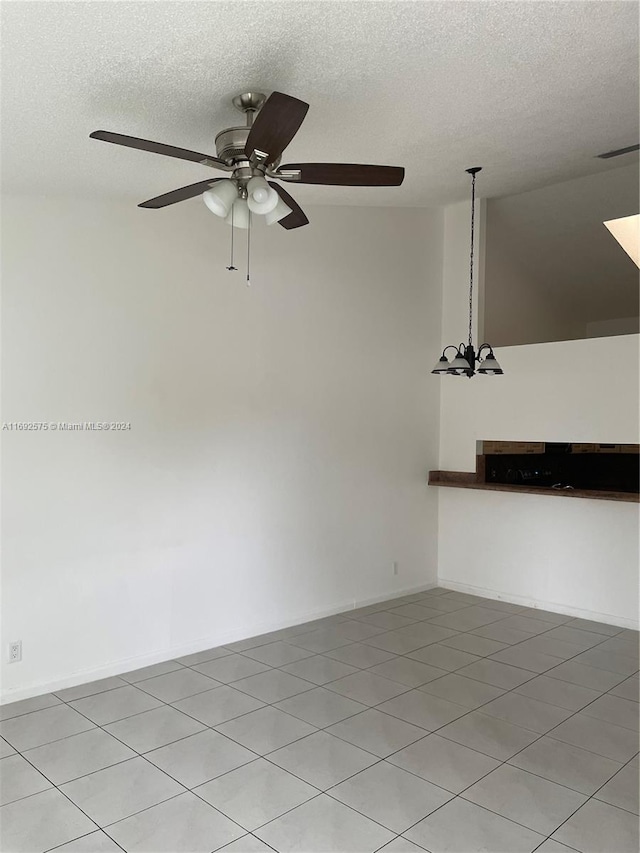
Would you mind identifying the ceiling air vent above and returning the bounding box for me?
[595,143,639,159]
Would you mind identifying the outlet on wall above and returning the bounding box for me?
[392,561,399,576]
[8,641,22,663]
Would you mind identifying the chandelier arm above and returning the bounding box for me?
[442,344,463,358]
[477,342,494,360]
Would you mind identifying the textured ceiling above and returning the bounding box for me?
[1,1,638,207]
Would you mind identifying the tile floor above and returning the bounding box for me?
[0,588,638,853]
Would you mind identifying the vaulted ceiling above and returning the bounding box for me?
[1,1,638,207]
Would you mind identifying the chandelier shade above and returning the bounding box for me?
[448,355,472,375]
[477,351,503,375]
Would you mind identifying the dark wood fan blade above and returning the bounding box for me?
[138,179,225,209]
[268,182,309,229]
[90,131,226,168]
[278,163,405,186]
[245,92,309,161]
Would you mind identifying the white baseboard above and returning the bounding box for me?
[1,581,437,705]
[438,578,639,631]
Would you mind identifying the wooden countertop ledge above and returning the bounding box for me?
[428,470,639,503]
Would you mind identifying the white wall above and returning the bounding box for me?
[1,195,443,701]
[438,202,640,627]
[484,163,639,346]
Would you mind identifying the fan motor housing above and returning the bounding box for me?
[215,126,250,163]
[215,125,281,171]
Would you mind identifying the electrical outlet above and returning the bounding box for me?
[8,641,22,663]
[392,561,399,576]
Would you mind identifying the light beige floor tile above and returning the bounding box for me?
[255,793,394,852]
[377,690,467,731]
[70,685,161,725]
[326,709,425,757]
[55,830,124,852]
[0,754,52,805]
[145,729,256,788]
[268,731,376,790]
[552,798,639,853]
[509,736,623,794]
[215,706,316,754]
[54,678,128,703]
[514,674,600,710]
[406,644,480,671]
[419,674,505,709]
[60,757,183,826]
[275,686,367,727]
[0,694,61,722]
[329,761,451,833]
[23,728,135,785]
[105,705,205,753]
[479,691,572,733]
[0,788,96,853]
[405,796,544,853]
[594,757,639,814]
[192,655,270,684]
[0,705,95,751]
[242,641,315,667]
[463,764,587,835]
[196,758,317,830]
[367,658,447,687]
[172,685,265,726]
[326,671,409,706]
[388,733,500,793]
[120,660,185,683]
[438,711,538,760]
[323,643,397,668]
[548,712,639,762]
[279,654,358,685]
[581,693,638,730]
[106,791,243,851]
[134,668,219,703]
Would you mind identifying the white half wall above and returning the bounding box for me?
[1,195,444,701]
[437,200,640,627]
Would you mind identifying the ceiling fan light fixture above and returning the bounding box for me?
[265,196,293,225]
[91,89,405,247]
[203,180,238,217]
[225,198,250,229]
[246,176,279,214]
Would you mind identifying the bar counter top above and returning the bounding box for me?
[428,470,639,503]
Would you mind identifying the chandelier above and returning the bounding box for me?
[432,167,503,377]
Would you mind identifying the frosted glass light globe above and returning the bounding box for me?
[265,197,293,225]
[225,198,250,229]
[202,180,238,218]
[246,177,279,215]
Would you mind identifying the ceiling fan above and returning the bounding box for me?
[90,91,405,231]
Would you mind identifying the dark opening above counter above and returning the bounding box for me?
[429,441,640,503]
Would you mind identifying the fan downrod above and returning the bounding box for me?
[232,92,267,122]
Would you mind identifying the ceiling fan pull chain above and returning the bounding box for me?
[226,204,238,271]
[246,211,252,285]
